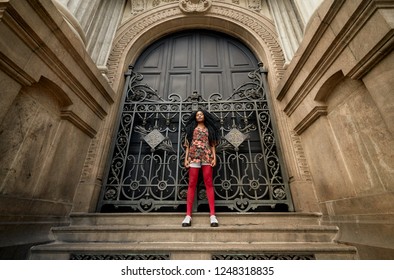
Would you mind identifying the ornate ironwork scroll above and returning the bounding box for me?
[70,253,170,260]
[212,254,315,260]
[97,64,293,213]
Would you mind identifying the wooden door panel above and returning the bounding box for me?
[231,71,253,90]
[170,35,193,69]
[133,30,259,99]
[200,35,221,68]
[228,44,254,67]
[168,73,192,99]
[200,72,223,95]
[141,42,166,69]
[142,74,162,93]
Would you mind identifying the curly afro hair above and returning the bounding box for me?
[184,109,221,146]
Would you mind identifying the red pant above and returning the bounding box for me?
[186,166,216,216]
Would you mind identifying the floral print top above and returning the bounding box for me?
[188,127,213,164]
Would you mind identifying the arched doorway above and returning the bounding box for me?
[97,30,293,213]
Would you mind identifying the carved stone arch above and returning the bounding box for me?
[106,2,286,93]
[82,2,315,213]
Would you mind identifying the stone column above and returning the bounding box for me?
[56,0,101,34]
[293,0,323,28]
[268,0,322,64]
[267,0,304,64]
[53,0,125,74]
[52,0,87,46]
[85,0,125,74]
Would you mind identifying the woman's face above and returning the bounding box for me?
[196,111,205,122]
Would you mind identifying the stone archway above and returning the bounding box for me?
[97,30,295,213]
[75,2,315,213]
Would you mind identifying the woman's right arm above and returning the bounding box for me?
[184,138,190,168]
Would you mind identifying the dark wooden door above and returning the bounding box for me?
[97,30,294,213]
[134,30,258,100]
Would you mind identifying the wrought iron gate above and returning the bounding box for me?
[97,64,293,212]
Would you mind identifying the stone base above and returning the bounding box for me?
[29,213,358,260]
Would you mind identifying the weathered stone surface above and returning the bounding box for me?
[0,0,114,256]
[0,0,393,260]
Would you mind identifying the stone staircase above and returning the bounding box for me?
[29,212,358,260]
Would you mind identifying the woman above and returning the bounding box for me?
[182,110,221,227]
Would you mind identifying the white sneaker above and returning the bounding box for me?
[182,215,192,227]
[210,215,219,227]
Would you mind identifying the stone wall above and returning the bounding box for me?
[276,0,394,258]
[1,0,393,260]
[0,0,114,258]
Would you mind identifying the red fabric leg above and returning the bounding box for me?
[186,167,199,216]
[202,165,216,216]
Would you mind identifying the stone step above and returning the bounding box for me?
[51,223,339,243]
[69,212,323,226]
[29,241,358,260]
[29,213,358,260]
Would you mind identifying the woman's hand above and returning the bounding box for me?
[211,157,216,167]
[184,159,190,168]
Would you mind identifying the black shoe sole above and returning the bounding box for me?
[182,222,191,227]
[210,223,219,227]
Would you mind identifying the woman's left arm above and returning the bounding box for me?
[211,144,216,167]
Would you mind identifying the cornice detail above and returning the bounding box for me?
[293,106,328,135]
[61,110,97,138]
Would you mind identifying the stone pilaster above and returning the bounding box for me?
[267,0,304,63]
[53,0,125,73]
[293,0,323,28]
[267,0,323,63]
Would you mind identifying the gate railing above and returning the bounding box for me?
[97,64,294,212]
